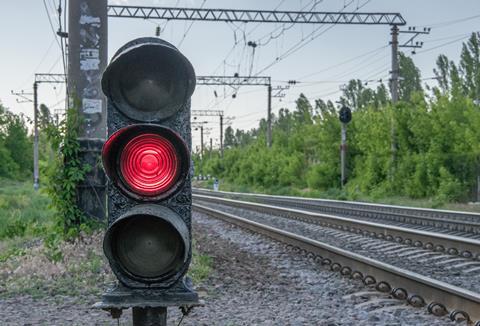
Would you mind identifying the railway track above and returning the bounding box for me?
[194,188,480,239]
[193,194,480,324]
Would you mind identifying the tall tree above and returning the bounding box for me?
[339,79,376,110]
[4,112,32,176]
[459,32,480,100]
[398,52,423,101]
[434,54,452,94]
[223,126,236,148]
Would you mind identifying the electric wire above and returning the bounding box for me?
[17,39,56,89]
[297,45,388,80]
[254,0,372,76]
[421,13,480,29]
[209,0,315,77]
[42,0,62,50]
[208,0,362,110]
[256,0,323,46]
[177,0,207,49]
[416,34,474,54]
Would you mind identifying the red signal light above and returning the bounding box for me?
[102,124,189,201]
[120,134,180,196]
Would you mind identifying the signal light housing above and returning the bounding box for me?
[101,37,195,122]
[102,124,189,201]
[103,204,190,288]
[95,37,198,315]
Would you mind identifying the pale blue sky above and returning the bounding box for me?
[1,0,479,148]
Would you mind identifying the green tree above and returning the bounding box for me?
[223,126,236,148]
[398,52,423,101]
[459,32,480,100]
[4,112,32,177]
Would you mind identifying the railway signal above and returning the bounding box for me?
[339,106,352,187]
[95,37,198,324]
[339,106,352,124]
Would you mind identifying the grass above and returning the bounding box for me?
[193,179,480,213]
[0,179,213,300]
[189,243,213,284]
[0,179,55,241]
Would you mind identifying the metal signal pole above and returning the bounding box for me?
[339,106,352,187]
[341,123,347,187]
[68,0,108,220]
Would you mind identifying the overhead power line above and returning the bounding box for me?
[416,34,474,54]
[177,0,207,48]
[297,45,388,80]
[253,0,374,76]
[42,0,62,50]
[421,13,480,29]
[209,0,317,77]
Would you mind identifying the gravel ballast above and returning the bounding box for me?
[180,211,455,325]
[196,200,480,294]
[0,211,458,325]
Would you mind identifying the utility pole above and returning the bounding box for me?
[210,138,213,157]
[390,24,399,170]
[267,84,272,147]
[399,26,431,54]
[194,76,271,147]
[220,114,224,157]
[192,121,209,158]
[267,85,289,148]
[33,82,39,191]
[12,74,66,191]
[69,0,108,220]
[34,74,66,191]
[390,25,400,103]
[192,110,225,157]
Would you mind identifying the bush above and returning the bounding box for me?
[436,167,464,202]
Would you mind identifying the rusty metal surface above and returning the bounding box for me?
[193,203,480,324]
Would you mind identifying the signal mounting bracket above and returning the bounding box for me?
[94,277,200,316]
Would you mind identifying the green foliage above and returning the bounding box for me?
[44,108,92,236]
[398,52,423,101]
[0,180,54,240]
[189,244,212,284]
[0,103,33,180]
[196,33,480,204]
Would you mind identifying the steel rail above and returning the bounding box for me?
[193,203,480,324]
[194,194,480,260]
[193,188,480,233]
